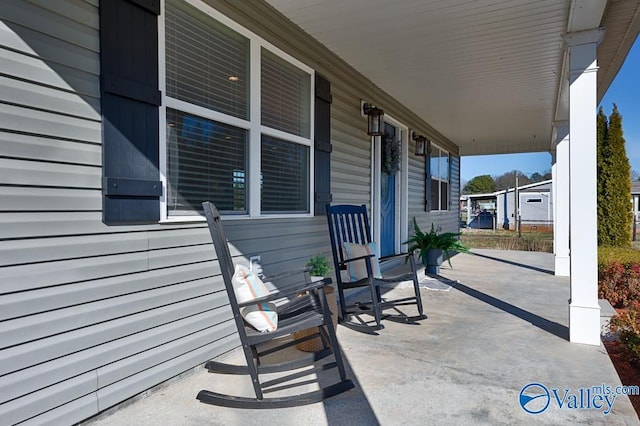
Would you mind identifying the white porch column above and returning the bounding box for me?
[566,29,604,345]
[554,124,570,276]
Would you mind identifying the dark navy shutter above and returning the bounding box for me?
[450,155,458,210]
[100,0,162,224]
[314,73,332,215]
[425,140,432,212]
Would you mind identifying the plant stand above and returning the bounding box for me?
[425,249,443,274]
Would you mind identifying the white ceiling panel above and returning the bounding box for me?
[266,0,640,156]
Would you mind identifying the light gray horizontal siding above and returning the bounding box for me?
[0,371,97,426]
[0,75,100,119]
[19,394,98,426]
[0,310,231,404]
[0,278,218,347]
[95,338,236,411]
[0,131,101,165]
[0,43,100,97]
[0,9,99,75]
[0,0,461,424]
[0,103,101,142]
[0,157,101,189]
[0,186,101,211]
[0,294,227,376]
[0,262,217,320]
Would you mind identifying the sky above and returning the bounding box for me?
[460,37,640,183]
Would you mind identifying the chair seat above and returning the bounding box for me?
[245,309,326,345]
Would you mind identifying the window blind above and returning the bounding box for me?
[165,0,249,119]
[261,135,309,213]
[261,48,310,137]
[166,109,247,215]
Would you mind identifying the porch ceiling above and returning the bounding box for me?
[265,0,640,156]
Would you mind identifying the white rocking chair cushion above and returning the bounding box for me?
[343,242,383,281]
[232,264,278,331]
[242,302,278,332]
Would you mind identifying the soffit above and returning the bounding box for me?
[265,0,640,156]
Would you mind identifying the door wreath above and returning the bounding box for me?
[382,135,400,175]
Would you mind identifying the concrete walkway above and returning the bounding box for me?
[86,249,639,425]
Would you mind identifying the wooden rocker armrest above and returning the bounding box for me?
[236,277,332,308]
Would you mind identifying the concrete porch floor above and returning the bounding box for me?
[86,249,639,425]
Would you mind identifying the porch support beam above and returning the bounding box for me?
[553,122,570,277]
[566,30,602,345]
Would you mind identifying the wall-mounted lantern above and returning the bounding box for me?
[362,103,384,136]
[412,131,428,156]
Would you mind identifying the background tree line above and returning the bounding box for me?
[462,170,552,194]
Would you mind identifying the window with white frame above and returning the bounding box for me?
[162,0,313,218]
[429,145,449,211]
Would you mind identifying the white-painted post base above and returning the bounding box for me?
[555,256,570,276]
[569,303,602,345]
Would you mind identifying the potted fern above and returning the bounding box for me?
[404,218,470,274]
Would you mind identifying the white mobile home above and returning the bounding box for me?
[496,180,553,231]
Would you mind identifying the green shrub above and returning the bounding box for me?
[610,300,640,358]
[598,246,640,268]
[598,262,640,308]
[599,246,640,356]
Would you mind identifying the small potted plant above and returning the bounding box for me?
[404,218,470,274]
[305,254,331,279]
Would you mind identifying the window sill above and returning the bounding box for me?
[160,212,315,224]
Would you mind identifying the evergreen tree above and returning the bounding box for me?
[598,105,632,246]
[597,107,609,245]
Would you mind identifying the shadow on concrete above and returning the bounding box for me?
[322,351,380,426]
[450,279,569,340]
[470,251,555,275]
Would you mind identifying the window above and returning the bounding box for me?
[261,135,309,213]
[166,109,247,215]
[429,145,449,211]
[161,0,313,219]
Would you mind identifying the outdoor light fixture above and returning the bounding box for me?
[412,131,428,156]
[362,103,384,136]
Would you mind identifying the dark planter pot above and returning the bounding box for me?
[423,248,443,274]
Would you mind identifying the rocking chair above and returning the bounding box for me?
[326,204,425,331]
[197,201,354,408]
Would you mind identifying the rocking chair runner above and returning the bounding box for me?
[325,204,425,330]
[197,201,354,408]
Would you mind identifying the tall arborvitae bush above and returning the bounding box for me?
[597,107,609,245]
[598,104,632,247]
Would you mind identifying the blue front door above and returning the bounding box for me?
[380,123,396,257]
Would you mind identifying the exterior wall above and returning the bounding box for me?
[496,192,515,230]
[496,190,553,230]
[520,192,552,223]
[0,0,459,423]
